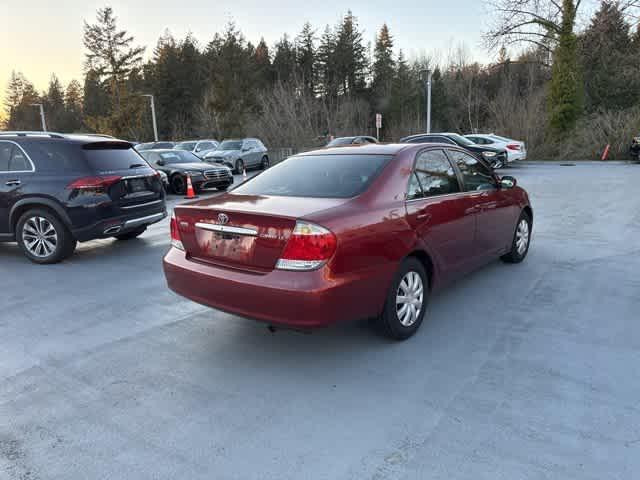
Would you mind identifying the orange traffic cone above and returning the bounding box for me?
[184,175,198,199]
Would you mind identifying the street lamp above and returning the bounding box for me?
[30,103,47,132]
[140,94,158,142]
[420,69,432,134]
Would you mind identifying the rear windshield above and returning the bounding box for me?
[327,137,354,147]
[157,151,200,164]
[83,144,150,172]
[233,154,392,198]
[175,142,196,151]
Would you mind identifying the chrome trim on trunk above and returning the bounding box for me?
[195,222,258,236]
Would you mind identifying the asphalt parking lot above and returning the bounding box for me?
[1,162,639,480]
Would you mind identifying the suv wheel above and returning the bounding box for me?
[114,226,147,241]
[261,156,270,169]
[16,209,77,264]
[376,257,429,340]
[235,159,245,175]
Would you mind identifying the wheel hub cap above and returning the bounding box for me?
[516,219,530,255]
[22,216,58,258]
[396,271,424,327]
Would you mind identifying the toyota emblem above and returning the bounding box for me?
[217,213,229,225]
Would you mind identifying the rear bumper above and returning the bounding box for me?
[72,203,167,241]
[163,247,394,328]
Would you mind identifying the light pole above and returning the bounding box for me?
[30,103,47,132]
[420,69,432,134]
[140,94,158,141]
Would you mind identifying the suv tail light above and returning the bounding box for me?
[276,221,337,271]
[67,175,122,192]
[506,144,521,151]
[170,212,184,250]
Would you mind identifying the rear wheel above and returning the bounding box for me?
[171,174,186,195]
[501,211,532,263]
[235,159,245,175]
[16,209,77,264]
[261,156,270,169]
[114,226,147,241]
[376,257,429,340]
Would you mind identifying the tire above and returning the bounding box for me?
[235,159,245,175]
[171,174,186,195]
[376,257,429,340]
[501,211,532,264]
[261,156,270,169]
[114,226,147,241]
[16,208,77,264]
[492,159,504,169]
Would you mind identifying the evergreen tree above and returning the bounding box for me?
[64,79,84,132]
[4,71,41,130]
[253,38,273,90]
[580,0,635,112]
[371,24,396,114]
[317,25,338,98]
[548,0,582,135]
[43,74,66,131]
[334,11,368,96]
[272,35,297,83]
[296,22,317,95]
[82,70,110,123]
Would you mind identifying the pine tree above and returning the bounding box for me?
[296,22,317,95]
[4,71,41,130]
[580,0,635,112]
[371,24,396,114]
[64,80,84,132]
[273,35,297,84]
[44,74,66,131]
[334,11,368,96]
[253,38,273,90]
[317,25,338,98]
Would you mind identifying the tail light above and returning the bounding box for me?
[170,212,184,250]
[67,175,122,193]
[276,221,337,271]
[506,144,521,151]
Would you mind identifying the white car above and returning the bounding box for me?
[174,139,219,158]
[465,134,527,163]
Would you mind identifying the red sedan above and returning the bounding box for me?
[164,144,532,339]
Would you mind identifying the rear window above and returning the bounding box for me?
[83,144,150,172]
[22,141,88,172]
[233,154,392,198]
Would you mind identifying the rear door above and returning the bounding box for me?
[404,148,476,279]
[0,141,34,234]
[448,149,516,257]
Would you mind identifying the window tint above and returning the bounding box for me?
[176,142,197,151]
[158,151,200,164]
[199,142,214,151]
[220,140,243,150]
[21,141,88,172]
[83,145,150,171]
[449,150,496,191]
[0,143,12,171]
[407,173,423,200]
[9,146,30,171]
[410,149,460,198]
[233,154,392,198]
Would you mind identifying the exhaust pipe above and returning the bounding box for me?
[103,225,122,235]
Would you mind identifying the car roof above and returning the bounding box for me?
[299,143,417,156]
[0,132,132,146]
[140,148,193,154]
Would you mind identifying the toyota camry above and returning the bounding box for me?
[163,143,532,339]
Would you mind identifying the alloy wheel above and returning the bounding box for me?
[515,219,530,255]
[22,216,58,258]
[396,271,424,327]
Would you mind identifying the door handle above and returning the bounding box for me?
[5,180,21,186]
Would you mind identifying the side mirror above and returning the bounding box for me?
[156,159,165,166]
[499,175,517,189]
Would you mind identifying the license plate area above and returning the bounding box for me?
[197,230,256,262]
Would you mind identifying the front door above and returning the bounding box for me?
[404,148,477,284]
[0,141,34,235]
[448,149,515,257]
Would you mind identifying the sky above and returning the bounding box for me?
[0,0,495,111]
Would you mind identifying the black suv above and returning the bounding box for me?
[400,132,508,169]
[0,132,167,264]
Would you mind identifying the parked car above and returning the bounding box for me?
[0,132,167,264]
[202,138,269,173]
[465,133,527,163]
[400,132,508,169]
[135,141,176,151]
[138,149,233,194]
[327,136,378,147]
[164,143,532,340]
[631,135,640,160]
[174,139,219,158]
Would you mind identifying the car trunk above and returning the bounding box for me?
[174,194,345,272]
